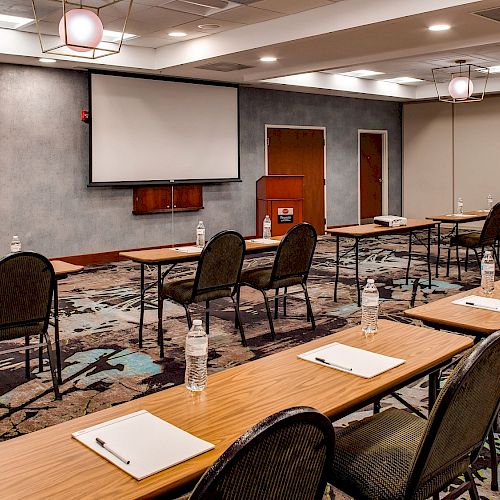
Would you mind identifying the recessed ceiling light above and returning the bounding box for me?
[384,77,424,84]
[169,31,188,37]
[260,56,277,62]
[197,23,221,30]
[0,14,34,29]
[429,24,451,31]
[339,69,385,78]
[102,30,138,42]
[39,58,56,63]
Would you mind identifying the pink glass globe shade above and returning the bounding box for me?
[448,76,474,100]
[59,9,103,52]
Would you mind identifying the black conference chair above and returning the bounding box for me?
[447,202,500,277]
[328,331,500,500]
[238,223,317,339]
[0,252,60,399]
[188,406,335,500]
[160,230,247,356]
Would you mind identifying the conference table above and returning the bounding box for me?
[426,210,489,279]
[50,260,84,383]
[119,239,281,357]
[0,320,472,500]
[327,219,437,306]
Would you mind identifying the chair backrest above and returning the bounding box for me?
[480,202,500,245]
[192,230,245,299]
[270,223,317,285]
[0,252,55,341]
[406,331,500,499]
[189,406,335,500]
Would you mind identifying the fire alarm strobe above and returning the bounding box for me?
[81,109,89,123]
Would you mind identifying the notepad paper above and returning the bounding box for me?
[447,213,470,217]
[249,238,278,245]
[173,246,202,254]
[298,342,405,378]
[453,295,500,312]
[72,410,214,480]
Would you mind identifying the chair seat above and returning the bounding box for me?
[240,267,304,290]
[162,277,231,304]
[450,232,492,248]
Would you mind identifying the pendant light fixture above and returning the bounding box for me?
[432,59,489,103]
[32,0,133,59]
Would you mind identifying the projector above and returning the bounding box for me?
[373,215,408,227]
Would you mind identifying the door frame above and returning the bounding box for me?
[265,124,327,232]
[358,129,389,224]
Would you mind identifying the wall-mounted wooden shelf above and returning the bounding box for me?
[133,185,203,215]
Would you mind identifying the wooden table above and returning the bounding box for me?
[50,260,84,383]
[426,210,489,279]
[326,220,437,306]
[405,280,500,339]
[119,239,281,357]
[0,320,472,500]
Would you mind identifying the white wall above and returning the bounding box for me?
[403,96,500,220]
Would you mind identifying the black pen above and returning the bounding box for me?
[315,357,353,372]
[96,437,130,465]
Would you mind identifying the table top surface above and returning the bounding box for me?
[50,260,84,278]
[0,320,472,500]
[325,219,436,237]
[405,281,500,334]
[120,238,281,264]
[426,210,490,223]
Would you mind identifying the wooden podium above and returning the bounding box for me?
[256,175,304,237]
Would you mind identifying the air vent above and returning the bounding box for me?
[196,62,255,72]
[474,7,500,22]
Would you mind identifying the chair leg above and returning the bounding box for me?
[262,291,276,340]
[302,283,316,330]
[465,468,480,500]
[283,287,287,317]
[25,334,30,380]
[488,428,499,491]
[473,248,481,269]
[465,248,469,272]
[234,287,241,329]
[38,332,44,373]
[231,295,247,347]
[184,305,193,330]
[205,300,210,336]
[43,331,61,400]
[446,246,452,277]
[432,494,439,500]
[158,297,164,359]
[274,288,279,320]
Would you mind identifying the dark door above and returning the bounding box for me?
[267,128,325,234]
[360,133,383,223]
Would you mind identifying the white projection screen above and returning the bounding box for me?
[89,73,239,185]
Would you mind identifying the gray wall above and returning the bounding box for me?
[0,64,402,258]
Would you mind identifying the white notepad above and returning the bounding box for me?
[173,246,202,254]
[298,342,405,378]
[452,295,500,312]
[447,213,470,217]
[249,238,277,245]
[72,410,214,480]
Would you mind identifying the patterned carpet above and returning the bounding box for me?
[0,234,498,499]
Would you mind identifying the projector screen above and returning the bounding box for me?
[89,73,239,185]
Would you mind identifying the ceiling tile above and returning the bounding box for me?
[251,0,332,15]
[172,17,245,35]
[209,5,282,24]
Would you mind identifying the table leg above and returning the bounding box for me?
[157,265,164,358]
[406,231,413,285]
[54,282,62,385]
[334,235,340,302]
[139,264,145,348]
[429,370,439,410]
[455,223,461,281]
[355,239,361,307]
[436,223,441,277]
[427,227,432,288]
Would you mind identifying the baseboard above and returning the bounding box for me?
[54,235,258,266]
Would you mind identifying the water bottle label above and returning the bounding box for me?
[363,297,379,307]
[186,345,207,356]
[197,229,205,235]
[482,263,495,273]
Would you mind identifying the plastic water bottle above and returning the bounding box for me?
[185,320,208,391]
[10,236,21,253]
[481,251,495,296]
[361,279,379,336]
[457,197,464,215]
[488,194,493,210]
[263,215,272,239]
[196,221,205,248]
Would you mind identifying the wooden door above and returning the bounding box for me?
[360,133,383,223]
[267,128,325,234]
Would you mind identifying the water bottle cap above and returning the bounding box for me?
[367,279,375,284]
[485,250,492,256]
[193,319,203,326]
[199,221,203,224]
